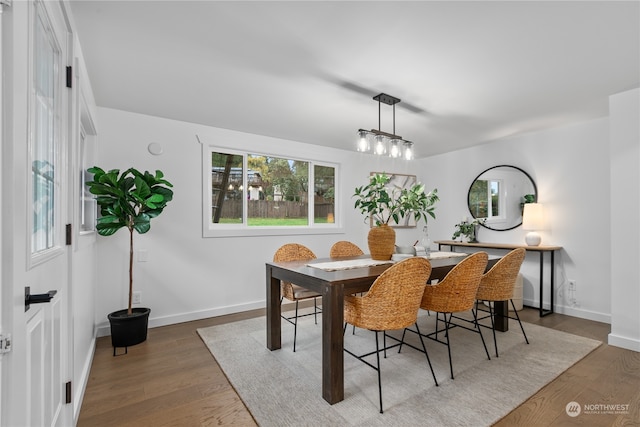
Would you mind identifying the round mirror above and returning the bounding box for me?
[467,165,537,231]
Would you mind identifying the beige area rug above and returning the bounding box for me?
[197,310,601,426]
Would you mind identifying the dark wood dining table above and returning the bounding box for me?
[265,253,501,405]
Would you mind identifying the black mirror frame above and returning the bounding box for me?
[467,165,537,231]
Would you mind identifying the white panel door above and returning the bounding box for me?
[2,1,72,426]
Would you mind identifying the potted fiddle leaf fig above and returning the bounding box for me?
[353,173,438,260]
[87,166,174,355]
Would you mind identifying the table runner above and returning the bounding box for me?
[307,258,393,271]
[308,252,467,271]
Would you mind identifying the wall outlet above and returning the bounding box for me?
[132,291,141,304]
[568,280,576,291]
[137,249,148,262]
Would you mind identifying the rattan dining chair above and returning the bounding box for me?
[343,257,438,414]
[475,248,528,357]
[329,240,365,258]
[400,251,490,380]
[330,241,366,333]
[273,243,321,352]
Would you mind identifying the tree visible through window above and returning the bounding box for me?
[469,179,500,219]
[209,149,336,227]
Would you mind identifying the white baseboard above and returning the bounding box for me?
[523,298,611,324]
[608,333,640,352]
[96,300,266,337]
[73,335,97,425]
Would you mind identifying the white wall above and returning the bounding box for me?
[419,117,612,323]
[93,107,425,334]
[94,91,639,353]
[609,88,640,351]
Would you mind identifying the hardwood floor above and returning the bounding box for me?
[78,307,639,426]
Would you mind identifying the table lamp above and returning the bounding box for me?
[522,203,544,246]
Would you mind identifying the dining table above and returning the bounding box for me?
[265,252,501,405]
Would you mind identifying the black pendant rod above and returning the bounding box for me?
[393,103,396,135]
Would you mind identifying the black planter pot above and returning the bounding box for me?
[108,307,150,356]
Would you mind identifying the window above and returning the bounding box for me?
[79,127,96,233]
[204,147,339,237]
[469,179,502,219]
[31,2,62,257]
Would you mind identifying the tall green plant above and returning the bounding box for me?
[87,167,174,315]
[353,173,439,226]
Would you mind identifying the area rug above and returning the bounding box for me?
[197,311,601,426]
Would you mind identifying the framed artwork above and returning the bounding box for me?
[370,172,418,228]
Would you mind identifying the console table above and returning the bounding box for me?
[434,240,562,317]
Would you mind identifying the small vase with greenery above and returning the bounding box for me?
[353,173,439,259]
[87,166,173,353]
[452,218,486,243]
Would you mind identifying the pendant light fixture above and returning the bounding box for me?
[357,93,415,160]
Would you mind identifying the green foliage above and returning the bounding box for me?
[87,167,173,236]
[452,218,486,241]
[353,173,439,226]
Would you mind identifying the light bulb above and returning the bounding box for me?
[389,139,401,158]
[403,141,414,160]
[357,130,369,152]
[375,135,386,155]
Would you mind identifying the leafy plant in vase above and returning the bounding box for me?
[452,218,486,243]
[353,173,439,260]
[87,166,174,355]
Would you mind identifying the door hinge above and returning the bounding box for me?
[65,381,72,404]
[0,334,12,354]
[66,223,72,245]
[66,66,72,88]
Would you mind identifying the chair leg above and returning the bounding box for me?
[415,322,438,387]
[375,331,384,414]
[383,332,387,358]
[488,302,499,357]
[397,328,408,353]
[472,307,491,361]
[293,301,299,352]
[314,297,318,325]
[444,314,454,379]
[510,299,529,344]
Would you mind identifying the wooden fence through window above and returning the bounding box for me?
[220,200,333,219]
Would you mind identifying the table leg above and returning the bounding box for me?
[266,266,281,350]
[493,301,509,332]
[322,282,344,404]
[539,251,553,317]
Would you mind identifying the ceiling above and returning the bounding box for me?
[68,1,640,158]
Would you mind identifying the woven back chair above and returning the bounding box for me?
[343,257,438,413]
[273,243,320,352]
[330,241,366,333]
[329,241,364,258]
[476,248,528,356]
[405,251,490,380]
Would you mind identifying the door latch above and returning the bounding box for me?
[25,286,58,312]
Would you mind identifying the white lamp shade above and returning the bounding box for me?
[522,203,544,246]
[522,203,544,230]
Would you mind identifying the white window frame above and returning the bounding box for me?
[481,178,508,227]
[202,144,343,238]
